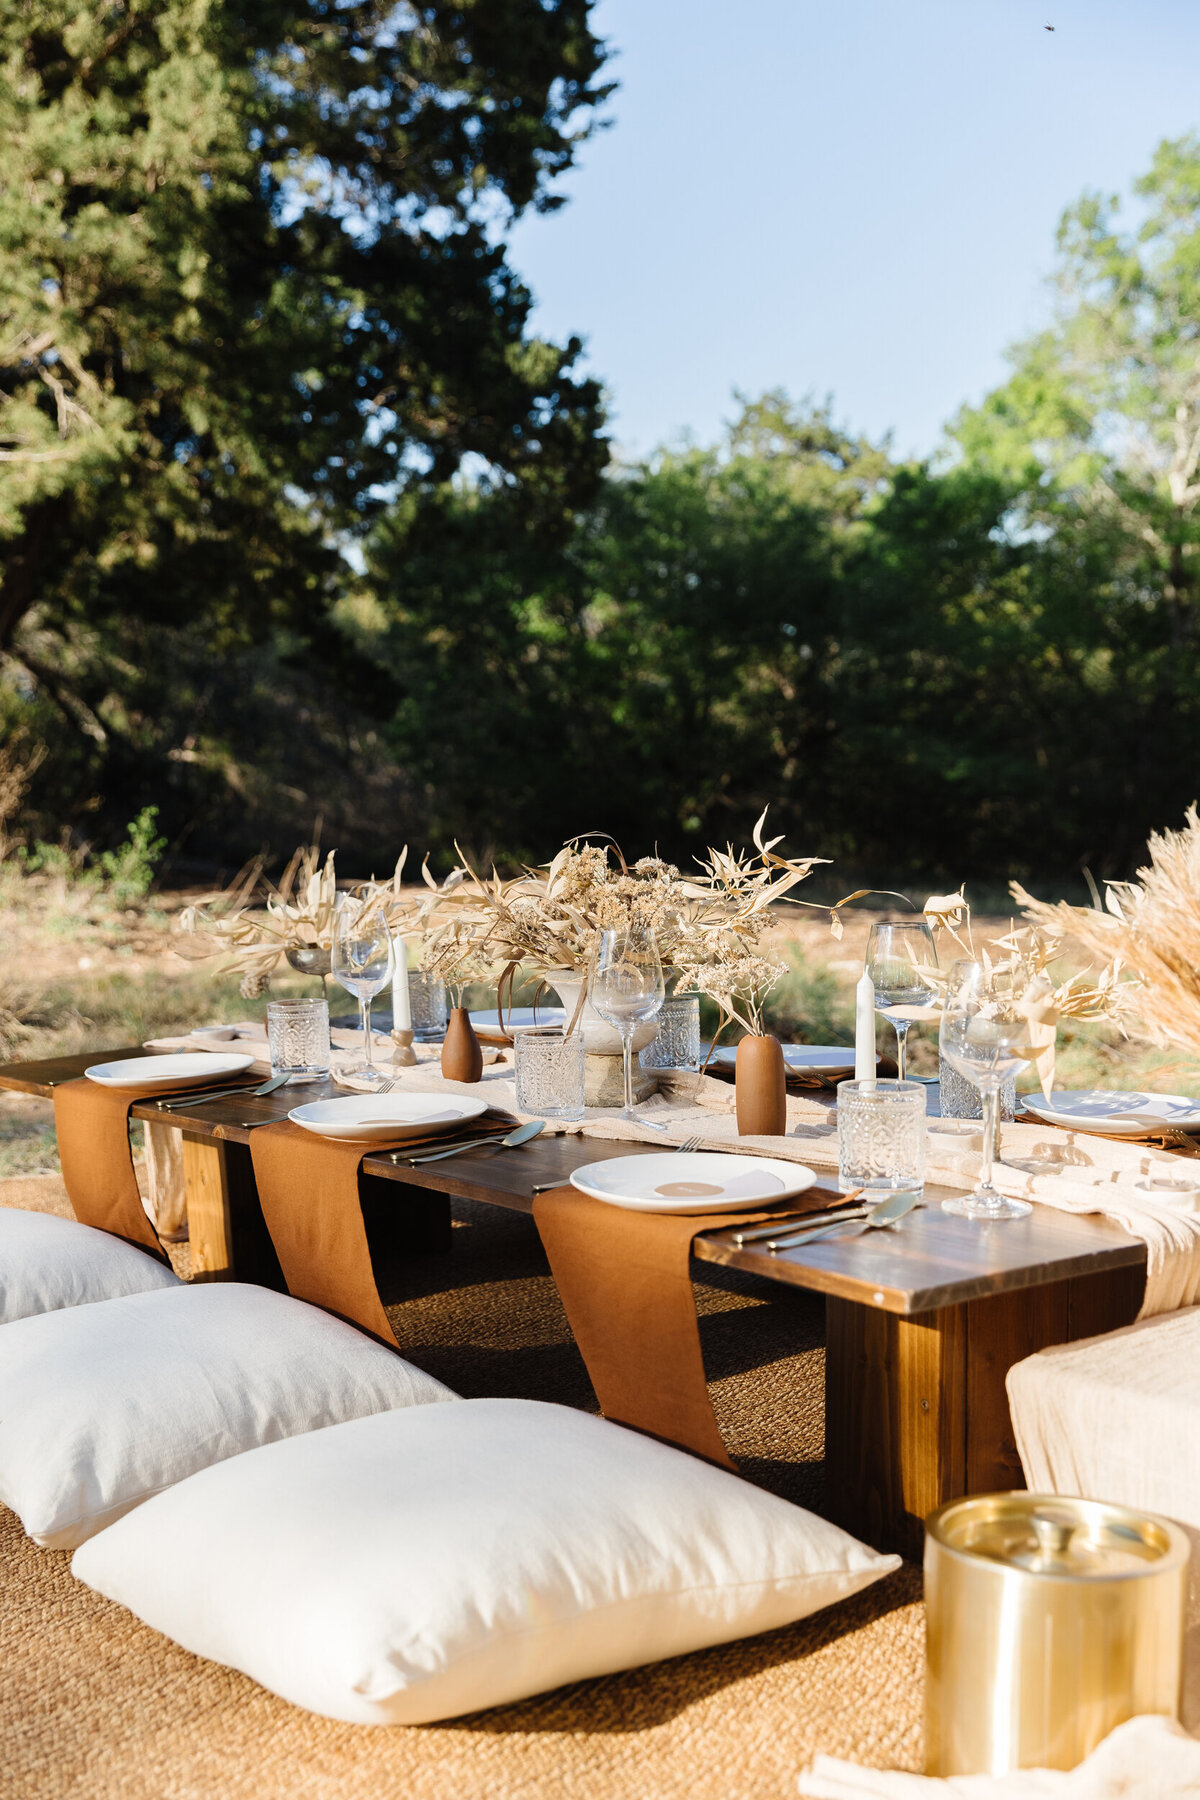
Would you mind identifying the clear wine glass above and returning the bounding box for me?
[866,919,937,1080]
[589,924,665,1121]
[939,958,1034,1221]
[331,897,393,1086]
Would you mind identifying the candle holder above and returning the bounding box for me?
[390,1026,418,1067]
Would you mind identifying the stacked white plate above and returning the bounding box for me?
[704,1044,873,1075]
[1020,1089,1200,1137]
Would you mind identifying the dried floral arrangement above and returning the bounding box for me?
[394,813,826,1037]
[177,844,408,998]
[871,884,1120,1093]
[1013,809,1200,1061]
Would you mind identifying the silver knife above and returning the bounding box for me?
[766,1189,922,1252]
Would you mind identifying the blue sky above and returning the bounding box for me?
[507,0,1200,463]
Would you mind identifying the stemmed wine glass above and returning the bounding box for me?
[589,924,665,1121]
[866,920,937,1080]
[939,958,1034,1221]
[332,896,393,1086]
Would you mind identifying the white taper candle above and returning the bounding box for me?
[391,937,412,1031]
[854,971,876,1083]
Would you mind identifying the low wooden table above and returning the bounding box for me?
[4,1051,1147,1557]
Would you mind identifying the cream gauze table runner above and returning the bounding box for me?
[326,1052,1200,1319]
[150,1029,1200,1317]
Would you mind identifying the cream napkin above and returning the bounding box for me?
[798,1715,1200,1798]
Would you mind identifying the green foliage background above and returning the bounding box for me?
[2,4,1199,885]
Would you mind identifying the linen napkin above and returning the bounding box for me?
[52,1077,208,1262]
[798,1715,1200,1798]
[532,1181,837,1467]
[248,1112,517,1346]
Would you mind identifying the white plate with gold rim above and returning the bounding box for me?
[569,1152,817,1214]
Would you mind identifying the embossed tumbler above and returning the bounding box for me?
[836,1077,926,1195]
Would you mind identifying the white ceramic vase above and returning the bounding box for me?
[543,970,658,1057]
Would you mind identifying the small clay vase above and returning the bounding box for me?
[441,1007,483,1083]
[735,1034,787,1136]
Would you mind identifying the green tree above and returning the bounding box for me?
[0,0,610,835]
[954,133,1200,863]
[364,396,891,859]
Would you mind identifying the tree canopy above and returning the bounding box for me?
[0,1,611,678]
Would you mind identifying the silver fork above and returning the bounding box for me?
[674,1134,703,1153]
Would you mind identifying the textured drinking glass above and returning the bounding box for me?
[939,1060,1017,1123]
[266,998,331,1083]
[837,1078,927,1195]
[514,1028,585,1120]
[640,994,701,1072]
[409,971,449,1041]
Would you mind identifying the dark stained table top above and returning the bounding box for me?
[4,1048,1147,1317]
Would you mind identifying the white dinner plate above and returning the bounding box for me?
[288,1093,489,1142]
[569,1152,817,1214]
[1019,1089,1200,1137]
[85,1052,256,1090]
[705,1044,872,1075]
[470,1007,566,1031]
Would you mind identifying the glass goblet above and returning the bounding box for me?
[938,957,1034,1222]
[331,898,393,1086]
[866,919,937,1080]
[588,924,665,1121]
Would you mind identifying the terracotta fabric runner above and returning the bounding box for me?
[52,1078,183,1263]
[250,1114,517,1348]
[533,1183,837,1467]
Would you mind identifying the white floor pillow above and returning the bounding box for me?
[72,1397,900,1725]
[0,1283,457,1548]
[0,1208,180,1323]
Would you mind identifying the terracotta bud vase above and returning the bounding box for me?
[735,1034,787,1136]
[441,1007,483,1083]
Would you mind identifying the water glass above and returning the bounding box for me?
[837,1078,927,1196]
[267,998,331,1083]
[939,1059,1017,1123]
[409,971,449,1041]
[640,994,701,1072]
[514,1028,585,1120]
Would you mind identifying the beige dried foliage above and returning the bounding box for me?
[390,811,827,1037]
[1014,807,1200,1059]
[177,843,410,998]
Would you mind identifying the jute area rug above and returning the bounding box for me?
[1,1175,924,1800]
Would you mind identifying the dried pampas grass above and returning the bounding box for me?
[1014,807,1200,1059]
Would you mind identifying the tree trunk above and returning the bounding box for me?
[0,495,70,650]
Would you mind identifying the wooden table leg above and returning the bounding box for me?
[181,1134,285,1289]
[825,1266,1144,1559]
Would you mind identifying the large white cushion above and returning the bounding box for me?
[72,1397,899,1724]
[0,1207,180,1323]
[0,1283,457,1548]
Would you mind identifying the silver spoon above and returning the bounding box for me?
[766,1188,922,1252]
[155,1073,291,1110]
[403,1120,546,1164]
